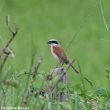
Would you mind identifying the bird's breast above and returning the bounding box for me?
[51,46,59,60]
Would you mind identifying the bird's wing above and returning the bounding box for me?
[53,45,69,64]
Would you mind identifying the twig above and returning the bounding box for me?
[20,58,42,106]
[98,0,109,31]
[0,16,18,73]
[66,59,76,71]
[20,69,31,107]
[5,16,18,48]
[31,59,42,82]
[0,55,8,73]
[16,71,31,77]
[84,77,94,87]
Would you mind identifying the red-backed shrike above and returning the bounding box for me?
[48,39,79,74]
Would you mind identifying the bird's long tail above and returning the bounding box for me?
[71,65,79,74]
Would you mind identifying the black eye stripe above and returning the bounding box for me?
[50,41,58,44]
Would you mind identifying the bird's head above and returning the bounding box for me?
[48,39,59,45]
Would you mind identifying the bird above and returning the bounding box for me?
[47,39,79,74]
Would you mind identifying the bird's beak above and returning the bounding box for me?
[47,41,50,44]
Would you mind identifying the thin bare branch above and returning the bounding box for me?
[5,27,18,48]
[20,58,42,106]
[0,16,18,74]
[32,59,42,82]
[66,59,76,71]
[98,0,109,31]
[0,55,8,73]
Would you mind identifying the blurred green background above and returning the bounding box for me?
[0,0,110,88]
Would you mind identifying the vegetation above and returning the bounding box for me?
[0,0,110,109]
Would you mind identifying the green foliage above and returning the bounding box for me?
[0,0,110,109]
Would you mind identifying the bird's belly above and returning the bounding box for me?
[51,47,59,61]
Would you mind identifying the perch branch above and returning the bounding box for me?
[50,59,75,101]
